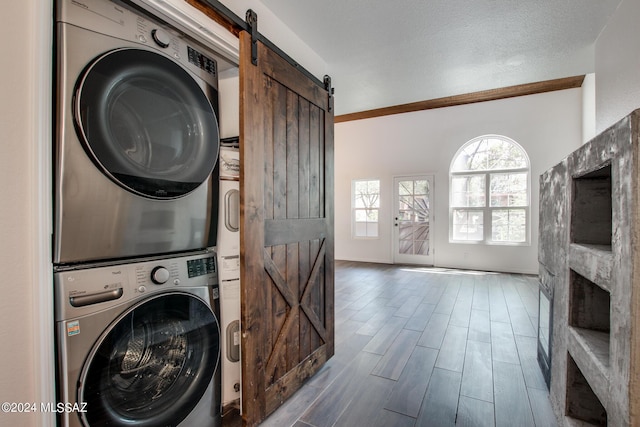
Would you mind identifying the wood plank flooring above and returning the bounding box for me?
[225,260,557,427]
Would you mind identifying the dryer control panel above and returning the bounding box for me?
[54,251,218,321]
[56,0,221,88]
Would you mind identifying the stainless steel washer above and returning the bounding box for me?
[54,0,228,264]
[55,251,221,427]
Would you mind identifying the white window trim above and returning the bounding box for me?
[449,135,531,246]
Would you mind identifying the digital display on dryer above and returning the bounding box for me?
[187,46,216,76]
[187,257,216,278]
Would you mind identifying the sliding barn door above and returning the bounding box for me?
[239,31,335,426]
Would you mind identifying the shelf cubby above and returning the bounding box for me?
[565,353,607,426]
[569,269,610,334]
[571,164,612,250]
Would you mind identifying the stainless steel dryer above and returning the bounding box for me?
[54,0,226,264]
[55,251,221,427]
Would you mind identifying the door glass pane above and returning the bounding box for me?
[396,178,432,257]
[398,181,413,195]
[415,240,429,255]
[398,222,413,239]
[414,196,430,223]
[399,239,413,254]
[414,180,429,195]
[399,195,413,210]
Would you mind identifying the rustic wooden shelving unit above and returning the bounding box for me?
[540,109,640,426]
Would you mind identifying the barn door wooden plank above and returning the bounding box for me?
[239,31,335,426]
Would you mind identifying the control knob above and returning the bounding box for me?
[151,266,170,284]
[151,29,171,48]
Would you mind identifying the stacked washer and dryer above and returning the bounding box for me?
[53,0,231,425]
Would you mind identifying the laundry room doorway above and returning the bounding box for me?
[393,175,435,265]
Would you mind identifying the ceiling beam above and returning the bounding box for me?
[335,75,585,123]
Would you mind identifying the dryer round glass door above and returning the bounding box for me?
[79,292,220,427]
[75,48,220,199]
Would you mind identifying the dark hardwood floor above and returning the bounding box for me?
[224,260,557,427]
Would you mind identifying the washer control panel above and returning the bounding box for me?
[55,252,218,320]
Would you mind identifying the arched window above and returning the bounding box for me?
[449,135,530,244]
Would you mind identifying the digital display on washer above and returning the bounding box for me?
[187,46,217,76]
[187,257,216,278]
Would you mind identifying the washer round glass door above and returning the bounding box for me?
[79,293,220,427]
[75,48,219,199]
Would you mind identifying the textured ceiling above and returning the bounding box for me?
[260,0,622,116]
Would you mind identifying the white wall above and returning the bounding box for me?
[594,0,640,133]
[219,70,240,139]
[218,0,327,80]
[335,89,583,274]
[0,1,55,426]
[582,73,597,143]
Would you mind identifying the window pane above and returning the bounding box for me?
[367,180,380,195]
[354,180,368,194]
[366,222,379,237]
[491,209,526,242]
[490,173,527,207]
[355,222,367,237]
[452,209,484,241]
[452,136,528,172]
[451,175,485,207]
[355,207,380,237]
[354,179,380,209]
[452,139,488,171]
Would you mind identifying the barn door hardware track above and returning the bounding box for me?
[199,0,331,92]
[324,75,334,112]
[246,9,258,65]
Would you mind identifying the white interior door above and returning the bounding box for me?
[393,175,434,265]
